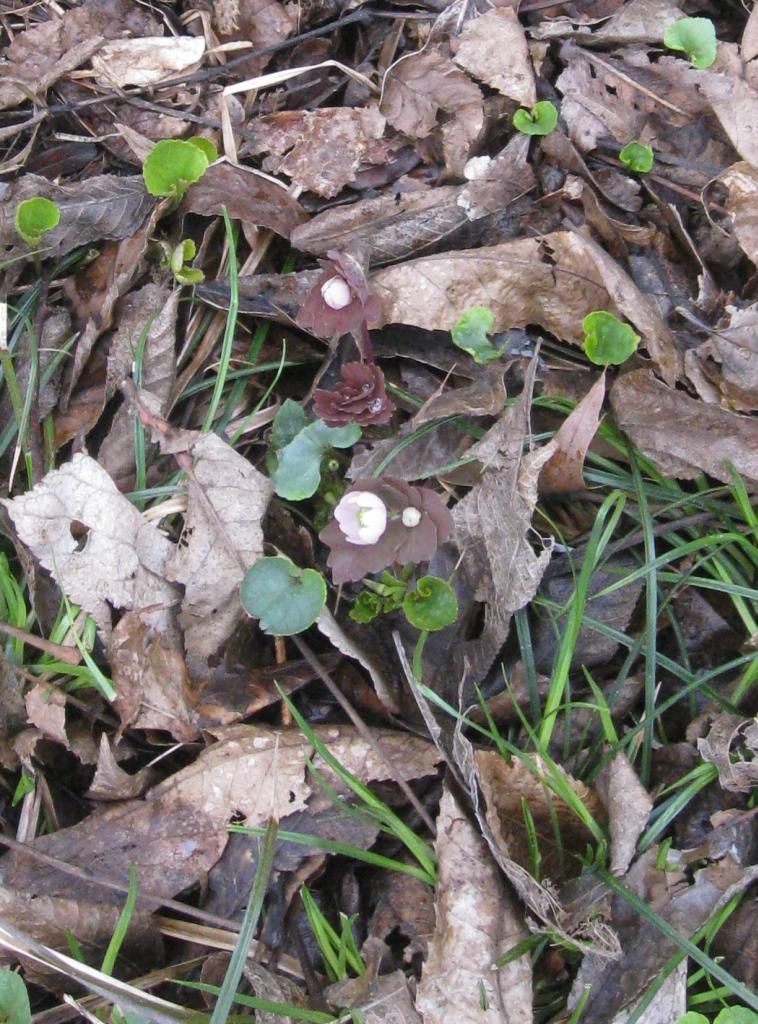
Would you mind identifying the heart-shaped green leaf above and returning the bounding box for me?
[271,418,361,500]
[14,196,60,247]
[619,141,654,174]
[403,576,458,632]
[143,139,211,198]
[186,136,218,163]
[512,100,559,137]
[582,311,640,366]
[663,17,717,69]
[451,306,505,364]
[0,969,31,1024]
[240,556,326,636]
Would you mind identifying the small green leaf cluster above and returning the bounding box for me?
[676,1008,757,1024]
[512,100,559,137]
[14,196,60,248]
[142,136,218,199]
[619,141,654,174]
[351,571,458,632]
[451,306,506,364]
[0,968,30,1024]
[268,399,361,500]
[240,556,326,636]
[663,16,717,69]
[159,238,204,285]
[582,311,640,366]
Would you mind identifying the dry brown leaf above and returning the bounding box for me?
[24,685,68,748]
[596,752,653,875]
[326,942,422,1024]
[415,785,532,1024]
[414,364,508,425]
[556,46,646,152]
[540,372,605,493]
[166,433,273,677]
[91,36,205,87]
[4,723,439,906]
[2,454,180,645]
[247,107,387,198]
[720,161,758,265]
[183,162,307,239]
[381,48,484,175]
[458,134,535,219]
[696,714,758,793]
[594,0,683,45]
[212,0,296,76]
[0,0,160,111]
[315,607,397,713]
[453,8,535,106]
[110,612,199,741]
[686,303,758,413]
[370,231,681,383]
[0,174,154,263]
[700,62,758,169]
[743,2,758,63]
[611,369,758,484]
[87,734,156,801]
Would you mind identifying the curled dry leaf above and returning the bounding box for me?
[381,48,484,175]
[595,752,653,875]
[699,66,758,169]
[165,433,273,677]
[87,734,156,801]
[720,162,758,266]
[540,372,606,494]
[610,369,758,484]
[183,161,307,239]
[686,303,758,413]
[370,231,681,384]
[2,453,180,645]
[453,7,535,107]
[696,714,758,793]
[416,785,532,1024]
[91,36,205,88]
[246,107,388,198]
[25,684,68,749]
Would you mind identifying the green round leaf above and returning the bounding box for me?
[582,311,640,366]
[451,306,504,364]
[14,196,60,247]
[714,1010,758,1024]
[187,136,218,163]
[663,17,717,69]
[0,969,31,1024]
[512,100,559,137]
[619,141,654,174]
[240,556,326,636]
[271,419,361,500]
[673,1015,709,1024]
[403,576,458,632]
[143,139,210,198]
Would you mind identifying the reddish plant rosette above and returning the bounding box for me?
[319,477,453,585]
[313,362,395,427]
[297,250,380,340]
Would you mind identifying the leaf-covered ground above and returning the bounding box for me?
[0,1,757,1023]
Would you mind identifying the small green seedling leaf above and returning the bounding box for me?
[673,1015,709,1024]
[161,238,204,285]
[619,141,654,174]
[663,17,717,69]
[186,136,218,163]
[14,196,60,248]
[512,100,558,137]
[582,311,640,366]
[271,419,361,500]
[143,139,211,198]
[240,556,326,635]
[0,969,31,1024]
[714,1010,758,1024]
[403,576,458,632]
[270,398,310,451]
[451,306,505,364]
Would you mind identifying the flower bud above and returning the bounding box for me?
[401,506,422,528]
[320,275,352,310]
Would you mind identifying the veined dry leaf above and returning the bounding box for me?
[0,0,160,111]
[415,786,532,1024]
[91,36,205,87]
[380,48,484,175]
[696,714,758,793]
[594,0,683,45]
[87,734,156,801]
[611,369,758,484]
[316,607,397,713]
[453,7,535,106]
[687,303,758,413]
[212,0,295,76]
[183,162,307,239]
[556,47,646,152]
[596,753,652,875]
[247,107,387,198]
[4,723,439,906]
[166,433,273,677]
[326,940,422,1024]
[720,162,758,265]
[700,64,758,169]
[25,685,68,749]
[458,134,535,219]
[2,454,180,644]
[370,231,681,383]
[540,372,606,494]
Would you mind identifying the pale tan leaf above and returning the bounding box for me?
[540,372,606,494]
[416,786,532,1024]
[594,0,684,44]
[687,302,758,413]
[24,685,68,748]
[700,69,758,169]
[596,752,652,875]
[2,454,180,644]
[87,734,155,801]
[91,36,205,87]
[743,2,758,62]
[611,369,758,483]
[453,8,535,106]
[720,162,758,265]
[316,607,398,713]
[166,433,273,676]
[696,714,758,793]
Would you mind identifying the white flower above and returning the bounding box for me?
[334,491,388,546]
[401,506,422,528]
[320,275,352,310]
